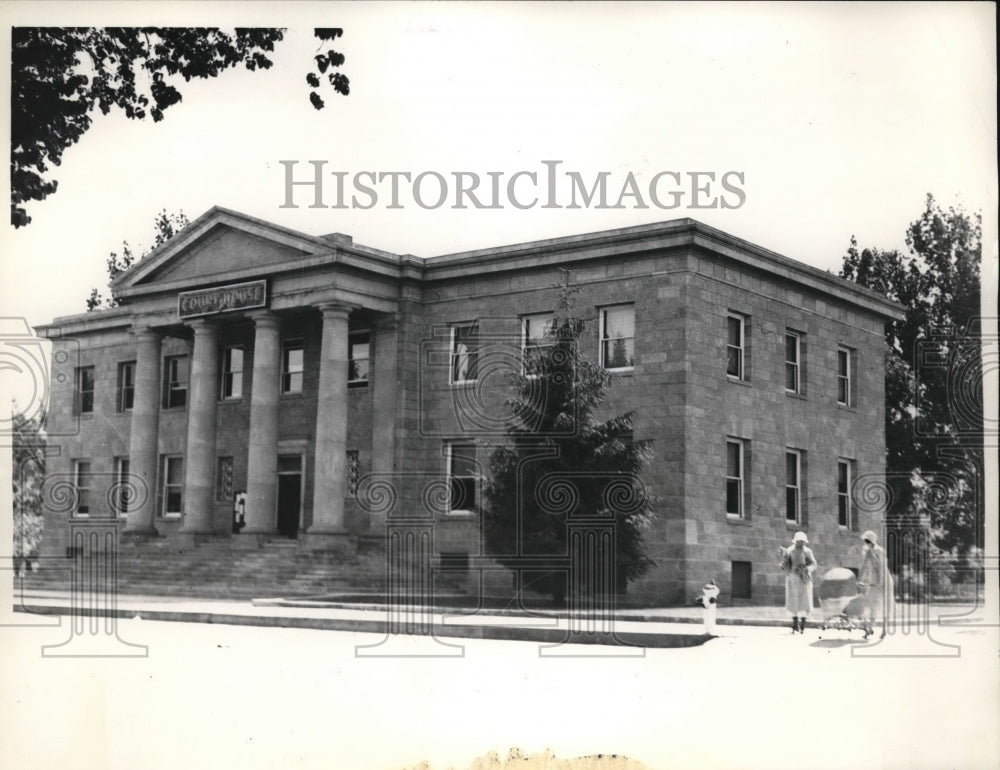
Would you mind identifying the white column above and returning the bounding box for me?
[310,303,350,533]
[125,328,161,534]
[371,314,399,476]
[244,311,281,533]
[181,320,218,533]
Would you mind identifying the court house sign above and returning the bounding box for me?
[178,280,268,318]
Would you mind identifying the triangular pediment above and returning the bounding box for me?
[142,227,308,283]
[112,207,334,296]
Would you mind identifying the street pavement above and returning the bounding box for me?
[11,586,990,643]
[2,599,997,770]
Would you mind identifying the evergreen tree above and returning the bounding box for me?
[484,276,654,604]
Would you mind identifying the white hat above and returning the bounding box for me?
[793,531,809,544]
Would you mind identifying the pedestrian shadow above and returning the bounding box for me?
[810,637,866,648]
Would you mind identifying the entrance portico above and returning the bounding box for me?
[103,207,403,542]
[121,300,391,540]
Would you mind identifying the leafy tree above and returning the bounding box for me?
[87,208,190,310]
[12,407,46,575]
[840,194,983,558]
[12,27,349,227]
[484,276,655,605]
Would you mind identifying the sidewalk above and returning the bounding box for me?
[11,587,981,649]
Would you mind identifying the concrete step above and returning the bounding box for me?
[21,536,401,600]
[28,530,449,570]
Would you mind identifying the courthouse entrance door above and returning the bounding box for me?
[276,454,303,538]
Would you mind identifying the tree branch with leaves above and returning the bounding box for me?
[86,208,190,310]
[841,194,983,558]
[12,408,46,575]
[11,27,349,227]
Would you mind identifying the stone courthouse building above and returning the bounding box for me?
[35,207,904,604]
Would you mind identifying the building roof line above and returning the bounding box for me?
[71,205,904,324]
[419,218,907,320]
[109,206,334,291]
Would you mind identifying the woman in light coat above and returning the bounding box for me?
[780,531,816,633]
[858,529,894,639]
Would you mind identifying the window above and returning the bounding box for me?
[113,457,130,517]
[221,347,244,400]
[726,314,745,379]
[346,450,360,497]
[73,460,92,516]
[522,312,556,374]
[163,355,189,409]
[117,361,135,412]
[837,459,854,529]
[786,450,802,523]
[785,332,801,393]
[837,346,853,406]
[447,442,479,514]
[726,439,746,518]
[75,366,95,415]
[450,322,480,384]
[600,304,635,370]
[282,339,304,394]
[162,456,184,517]
[216,456,234,502]
[731,561,752,600]
[348,331,370,387]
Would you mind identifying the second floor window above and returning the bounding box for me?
[522,312,556,374]
[117,361,135,412]
[349,331,370,387]
[163,355,188,409]
[221,347,244,400]
[75,366,95,414]
[282,340,304,394]
[450,322,479,384]
[727,314,745,379]
[785,332,801,393]
[837,347,853,406]
[600,304,635,370]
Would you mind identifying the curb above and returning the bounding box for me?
[13,603,713,649]
[251,597,791,628]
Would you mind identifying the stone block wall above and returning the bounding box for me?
[679,249,888,605]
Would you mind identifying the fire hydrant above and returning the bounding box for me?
[699,580,720,635]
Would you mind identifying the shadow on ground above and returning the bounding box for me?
[810,637,866,648]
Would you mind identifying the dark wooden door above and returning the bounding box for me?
[276,473,301,538]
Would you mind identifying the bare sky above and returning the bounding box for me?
[1,2,996,330]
